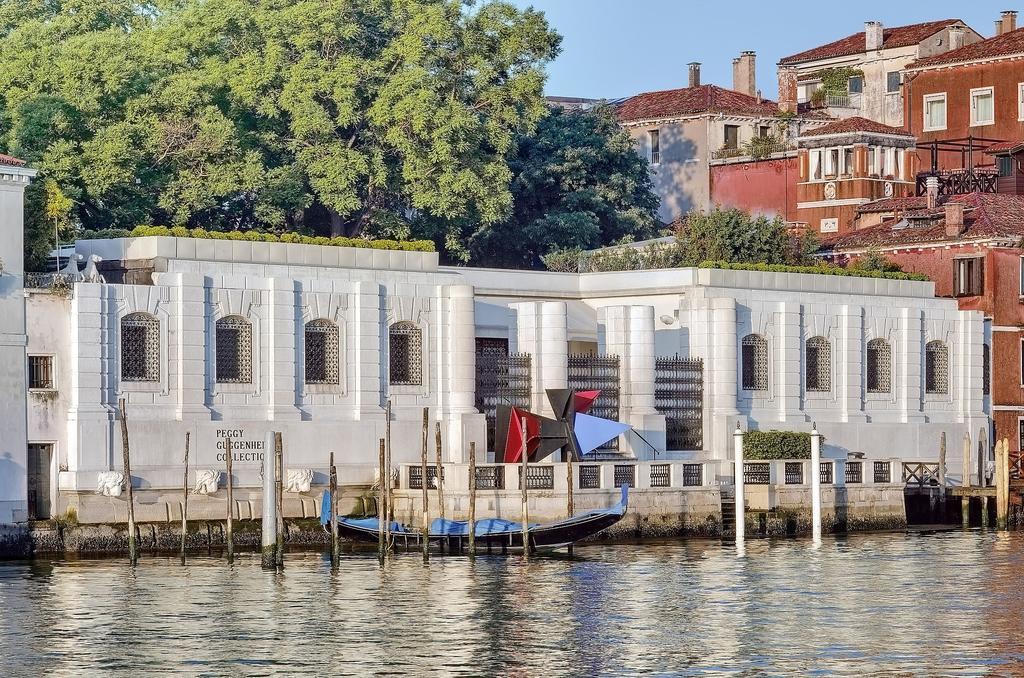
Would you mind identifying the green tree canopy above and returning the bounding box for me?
[0,0,561,268]
[422,104,660,267]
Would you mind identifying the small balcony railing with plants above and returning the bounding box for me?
[712,136,792,161]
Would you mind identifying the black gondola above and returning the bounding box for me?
[321,484,628,553]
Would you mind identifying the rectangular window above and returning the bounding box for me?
[868,146,877,176]
[810,149,822,180]
[1020,256,1024,295]
[970,87,994,126]
[1021,338,1024,387]
[886,71,901,93]
[1019,83,1024,121]
[954,257,984,297]
[724,125,739,150]
[999,156,1014,177]
[649,129,660,164]
[825,148,839,178]
[848,76,863,94]
[924,94,946,131]
[28,355,54,390]
[759,125,771,138]
[842,147,854,176]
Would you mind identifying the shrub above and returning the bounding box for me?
[744,430,812,460]
[75,226,437,253]
[699,260,929,282]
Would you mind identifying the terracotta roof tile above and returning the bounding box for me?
[827,193,1024,250]
[779,19,964,65]
[0,153,26,167]
[983,139,1024,155]
[908,26,1024,69]
[855,196,929,213]
[799,116,914,138]
[616,84,779,122]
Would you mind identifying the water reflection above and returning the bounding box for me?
[2,532,1023,675]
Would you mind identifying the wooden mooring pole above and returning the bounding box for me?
[261,431,277,569]
[468,441,477,557]
[118,398,137,565]
[435,422,445,522]
[421,408,430,561]
[997,438,1010,529]
[566,448,574,556]
[275,432,284,568]
[181,431,190,563]
[520,416,530,557]
[378,438,386,563]
[385,401,393,556]
[330,451,339,567]
[225,437,234,563]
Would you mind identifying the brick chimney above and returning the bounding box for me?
[926,176,939,209]
[688,62,701,88]
[732,51,757,96]
[948,25,966,51]
[944,202,965,237]
[996,19,1005,36]
[865,21,884,51]
[1003,10,1018,34]
[778,66,798,114]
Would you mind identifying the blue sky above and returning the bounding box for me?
[509,1,1009,99]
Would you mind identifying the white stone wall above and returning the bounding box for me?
[0,167,36,524]
[456,265,986,462]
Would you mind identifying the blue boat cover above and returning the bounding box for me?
[429,517,537,536]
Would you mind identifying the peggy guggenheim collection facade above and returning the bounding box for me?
[0,156,988,525]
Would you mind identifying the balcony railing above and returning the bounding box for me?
[916,168,998,196]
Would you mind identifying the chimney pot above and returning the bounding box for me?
[688,62,701,88]
[926,176,939,210]
[778,66,798,114]
[1003,10,1018,34]
[996,19,1005,36]
[948,25,966,51]
[732,51,757,97]
[944,202,965,237]
[865,21,884,51]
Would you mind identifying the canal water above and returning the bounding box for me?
[2,530,1023,676]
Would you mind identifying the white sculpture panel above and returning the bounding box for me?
[193,469,220,495]
[285,468,314,493]
[96,471,126,497]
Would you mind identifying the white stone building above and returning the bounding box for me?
[0,157,988,525]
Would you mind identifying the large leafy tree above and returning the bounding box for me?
[423,104,660,267]
[0,0,560,268]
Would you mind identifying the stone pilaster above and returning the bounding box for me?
[511,301,567,419]
[352,281,383,416]
[172,273,208,420]
[840,305,866,422]
[438,284,483,462]
[777,301,801,423]
[708,297,739,459]
[266,277,300,421]
[900,307,925,423]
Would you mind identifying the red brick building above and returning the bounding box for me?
[903,14,1024,189]
[825,192,1024,453]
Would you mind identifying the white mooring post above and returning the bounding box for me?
[733,423,745,546]
[810,424,822,544]
[261,431,277,569]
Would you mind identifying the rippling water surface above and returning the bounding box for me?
[3,531,1024,676]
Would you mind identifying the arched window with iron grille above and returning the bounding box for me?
[389,321,422,386]
[216,315,252,384]
[740,334,768,391]
[925,340,948,394]
[866,338,891,393]
[805,336,831,392]
[121,312,160,382]
[305,319,340,385]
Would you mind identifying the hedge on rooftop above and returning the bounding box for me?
[77,226,435,252]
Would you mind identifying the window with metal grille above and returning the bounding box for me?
[741,334,768,391]
[845,461,863,484]
[805,336,831,392]
[873,461,891,484]
[518,465,554,490]
[820,461,834,484]
[216,315,252,384]
[925,341,948,394]
[389,321,422,386]
[409,465,444,490]
[614,465,636,488]
[579,465,600,489]
[28,355,54,390]
[650,464,671,488]
[866,338,891,393]
[654,355,703,450]
[953,257,983,297]
[682,463,703,486]
[304,319,339,385]
[649,129,660,164]
[474,466,505,490]
[784,462,804,484]
[983,343,991,396]
[121,313,159,382]
[744,462,770,485]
